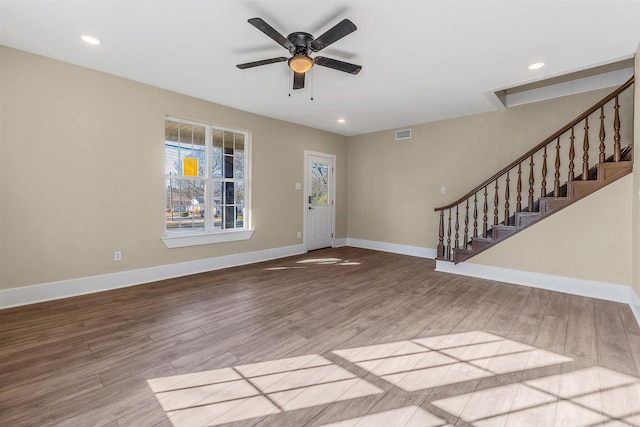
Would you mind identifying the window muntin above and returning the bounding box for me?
[165,118,249,235]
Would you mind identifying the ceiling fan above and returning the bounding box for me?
[236,17,362,90]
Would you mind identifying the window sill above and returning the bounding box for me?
[162,229,254,248]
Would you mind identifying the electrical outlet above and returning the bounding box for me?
[297,232,302,239]
[114,251,122,261]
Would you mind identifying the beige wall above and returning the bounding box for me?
[347,85,633,250]
[1,44,636,295]
[0,46,347,290]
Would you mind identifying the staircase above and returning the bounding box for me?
[435,76,635,264]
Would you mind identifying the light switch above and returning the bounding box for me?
[295,183,301,190]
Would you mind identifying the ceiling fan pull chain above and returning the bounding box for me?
[310,70,314,101]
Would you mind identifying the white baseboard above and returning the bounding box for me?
[630,288,640,327]
[346,238,437,259]
[436,260,631,304]
[0,244,305,309]
[333,237,348,247]
[5,239,639,330]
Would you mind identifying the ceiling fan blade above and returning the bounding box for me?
[293,72,305,90]
[309,19,357,52]
[248,18,294,51]
[314,56,362,75]
[236,57,288,69]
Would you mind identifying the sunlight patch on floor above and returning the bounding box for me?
[147,331,640,427]
[317,406,453,427]
[432,366,640,426]
[333,331,572,392]
[264,257,361,270]
[147,354,382,427]
[297,258,361,266]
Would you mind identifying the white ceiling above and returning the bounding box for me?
[1,0,639,136]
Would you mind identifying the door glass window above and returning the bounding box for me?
[311,162,329,205]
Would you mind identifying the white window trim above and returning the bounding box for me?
[162,229,254,248]
[164,116,252,248]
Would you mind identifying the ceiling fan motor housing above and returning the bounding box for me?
[287,32,314,56]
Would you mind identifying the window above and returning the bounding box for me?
[163,117,252,248]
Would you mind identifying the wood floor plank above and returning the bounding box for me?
[506,320,539,345]
[565,295,598,359]
[451,301,499,333]
[115,401,171,427]
[482,289,526,337]
[594,299,638,376]
[0,373,104,423]
[618,304,640,336]
[1,247,638,427]
[8,362,176,426]
[543,291,571,321]
[534,315,568,353]
[516,290,550,326]
[626,332,640,377]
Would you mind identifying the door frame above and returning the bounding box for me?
[303,150,336,252]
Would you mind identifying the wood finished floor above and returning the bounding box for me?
[1,247,640,426]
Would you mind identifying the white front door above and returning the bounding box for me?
[305,152,335,251]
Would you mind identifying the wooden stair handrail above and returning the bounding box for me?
[435,75,634,212]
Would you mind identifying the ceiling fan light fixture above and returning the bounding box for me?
[288,55,314,73]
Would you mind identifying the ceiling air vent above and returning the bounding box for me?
[396,129,412,140]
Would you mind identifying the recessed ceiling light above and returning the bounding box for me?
[528,62,545,70]
[81,35,101,45]
[337,118,346,123]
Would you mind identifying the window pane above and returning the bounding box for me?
[311,162,329,205]
[165,141,180,175]
[234,151,245,179]
[165,121,179,142]
[213,181,223,203]
[223,131,234,155]
[235,133,244,152]
[224,155,234,178]
[212,130,223,178]
[235,181,245,205]
[224,206,235,229]
[166,178,205,231]
[224,182,235,205]
[236,205,244,228]
[212,148,222,178]
[213,181,222,230]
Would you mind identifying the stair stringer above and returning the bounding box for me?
[453,161,632,264]
[452,173,633,286]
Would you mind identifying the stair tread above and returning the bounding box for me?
[569,179,600,186]
[517,211,542,215]
[493,224,516,229]
[454,248,472,254]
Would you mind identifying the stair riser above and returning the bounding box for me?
[515,212,542,228]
